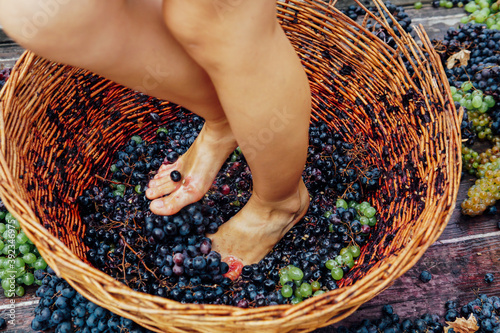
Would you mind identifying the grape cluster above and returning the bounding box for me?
[442,24,500,96]
[75,108,380,306]
[461,0,500,27]
[452,83,496,141]
[0,205,47,297]
[305,123,381,203]
[461,159,500,215]
[334,294,500,333]
[432,0,471,8]
[32,267,153,333]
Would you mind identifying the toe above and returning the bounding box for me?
[150,180,203,215]
[146,180,181,200]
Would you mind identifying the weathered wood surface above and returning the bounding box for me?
[0,5,497,333]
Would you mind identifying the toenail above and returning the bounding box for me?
[151,200,164,209]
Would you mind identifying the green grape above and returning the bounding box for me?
[368,216,377,227]
[459,98,467,106]
[280,273,292,286]
[335,255,345,266]
[313,290,326,297]
[349,245,361,258]
[2,258,11,269]
[479,103,489,114]
[0,257,6,267]
[4,289,14,298]
[0,269,8,280]
[0,212,5,221]
[487,17,496,28]
[464,1,478,12]
[453,94,462,102]
[35,280,43,286]
[414,1,423,9]
[112,190,124,197]
[4,213,14,224]
[460,16,470,24]
[484,95,495,108]
[15,266,26,278]
[450,86,458,94]
[348,201,358,208]
[345,260,355,269]
[110,164,118,173]
[364,207,376,218]
[32,247,40,256]
[1,277,13,290]
[16,276,24,285]
[445,1,453,8]
[281,285,293,298]
[23,273,35,286]
[288,267,304,281]
[461,81,473,91]
[16,232,29,245]
[116,184,126,193]
[131,135,143,144]
[492,2,499,11]
[325,259,337,270]
[134,185,142,194]
[359,216,369,225]
[336,199,348,209]
[15,286,25,297]
[475,12,488,23]
[342,252,354,263]
[340,247,349,256]
[478,0,490,8]
[329,224,334,232]
[33,257,47,270]
[291,297,303,305]
[299,283,313,298]
[0,240,4,251]
[323,211,332,218]
[0,223,6,233]
[439,0,446,6]
[294,286,302,298]
[156,127,168,134]
[311,281,321,291]
[18,244,31,255]
[23,253,37,265]
[14,257,25,268]
[331,267,344,280]
[493,24,500,30]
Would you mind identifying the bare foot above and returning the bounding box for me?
[146,119,237,215]
[209,180,310,269]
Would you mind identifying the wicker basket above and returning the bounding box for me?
[0,0,461,332]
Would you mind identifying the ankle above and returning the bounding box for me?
[251,180,309,217]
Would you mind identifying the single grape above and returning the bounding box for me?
[23,253,37,264]
[22,272,35,286]
[311,281,321,291]
[288,267,304,281]
[18,244,31,255]
[325,259,337,270]
[299,283,313,298]
[33,257,47,270]
[281,285,293,298]
[331,267,344,280]
[291,297,303,305]
[336,199,348,209]
[414,1,423,9]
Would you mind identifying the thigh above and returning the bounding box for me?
[0,0,218,107]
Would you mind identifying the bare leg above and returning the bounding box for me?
[163,0,311,265]
[0,0,237,212]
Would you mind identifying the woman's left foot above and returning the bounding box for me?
[209,179,310,268]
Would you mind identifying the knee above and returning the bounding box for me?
[163,0,277,71]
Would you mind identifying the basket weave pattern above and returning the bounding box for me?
[0,0,461,332]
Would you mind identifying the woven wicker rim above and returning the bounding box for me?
[0,0,461,332]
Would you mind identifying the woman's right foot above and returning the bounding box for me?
[146,118,237,215]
